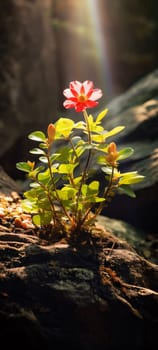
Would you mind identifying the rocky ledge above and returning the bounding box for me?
[0,169,158,350]
[0,227,158,350]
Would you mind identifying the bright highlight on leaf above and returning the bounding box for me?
[118,147,134,160]
[16,80,145,236]
[55,118,74,138]
[28,131,46,142]
[16,162,33,173]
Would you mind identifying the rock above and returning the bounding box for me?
[0,227,158,350]
[0,0,58,178]
[0,166,157,349]
[95,70,158,233]
[97,215,158,265]
[0,166,20,195]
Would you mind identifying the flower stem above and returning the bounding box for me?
[75,109,92,223]
[83,110,91,145]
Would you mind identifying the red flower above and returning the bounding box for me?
[63,80,103,112]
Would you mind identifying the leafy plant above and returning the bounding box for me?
[16,80,144,236]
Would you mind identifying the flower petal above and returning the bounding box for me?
[70,81,82,94]
[83,80,94,95]
[63,100,77,109]
[75,102,87,112]
[86,100,98,108]
[63,88,74,99]
[89,89,103,101]
[63,80,103,111]
[70,88,79,97]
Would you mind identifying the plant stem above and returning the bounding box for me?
[74,109,92,223]
[68,136,79,162]
[88,166,116,223]
[34,176,59,226]
[47,147,73,224]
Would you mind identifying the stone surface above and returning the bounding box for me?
[0,166,157,349]
[0,228,158,350]
[0,0,57,177]
[0,166,20,195]
[94,70,158,232]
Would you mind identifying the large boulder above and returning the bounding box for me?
[95,69,158,233]
[0,227,158,350]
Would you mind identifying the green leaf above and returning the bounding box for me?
[101,166,113,174]
[38,168,50,182]
[24,188,40,199]
[16,162,32,173]
[39,156,48,163]
[49,153,60,164]
[55,117,74,138]
[73,176,82,185]
[91,133,107,143]
[89,180,99,192]
[29,182,41,188]
[22,199,38,213]
[81,181,100,197]
[28,131,46,142]
[81,184,88,196]
[118,185,136,198]
[35,166,46,172]
[119,172,145,185]
[118,147,134,161]
[87,114,104,132]
[58,163,77,174]
[96,108,108,123]
[37,197,52,209]
[104,126,125,140]
[51,163,59,173]
[39,142,48,149]
[29,148,45,155]
[74,121,86,130]
[57,186,77,201]
[56,145,72,162]
[32,212,52,226]
[28,166,45,179]
[75,143,87,157]
[87,115,95,132]
[94,197,105,203]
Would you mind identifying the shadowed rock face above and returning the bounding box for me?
[0,229,158,350]
[0,0,58,177]
[0,149,158,350]
[93,70,158,233]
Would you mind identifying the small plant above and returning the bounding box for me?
[16,80,144,236]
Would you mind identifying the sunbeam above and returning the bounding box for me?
[53,0,114,102]
[86,0,113,99]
